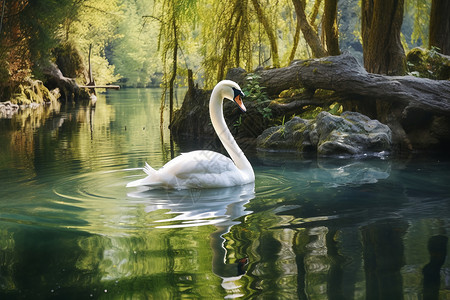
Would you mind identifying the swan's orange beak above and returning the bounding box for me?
[234,94,246,112]
[232,87,246,112]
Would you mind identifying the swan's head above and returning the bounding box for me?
[219,80,246,112]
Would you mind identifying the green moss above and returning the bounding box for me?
[300,106,323,119]
[314,89,334,96]
[328,102,343,115]
[299,101,342,119]
[278,88,306,98]
[10,79,56,105]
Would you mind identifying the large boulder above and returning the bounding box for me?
[257,111,392,156]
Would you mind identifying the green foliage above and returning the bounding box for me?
[279,115,286,138]
[106,1,160,87]
[406,47,450,80]
[403,0,431,49]
[60,0,122,85]
[234,115,242,128]
[242,73,272,120]
[11,79,57,105]
[53,42,86,80]
[0,0,442,101]
[21,0,76,68]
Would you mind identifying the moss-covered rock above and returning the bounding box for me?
[10,78,58,105]
[257,111,392,156]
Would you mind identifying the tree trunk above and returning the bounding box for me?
[361,0,406,75]
[429,0,450,55]
[288,17,301,63]
[322,0,340,56]
[292,0,327,58]
[0,0,5,36]
[309,0,322,30]
[251,0,280,67]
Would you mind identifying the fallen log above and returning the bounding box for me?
[78,85,120,89]
[236,53,450,117]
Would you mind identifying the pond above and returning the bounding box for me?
[0,89,449,299]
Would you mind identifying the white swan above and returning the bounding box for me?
[127,80,255,189]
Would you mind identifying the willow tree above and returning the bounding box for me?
[250,0,280,67]
[156,0,197,123]
[210,0,252,85]
[429,0,450,55]
[289,0,341,59]
[200,0,288,86]
[361,0,406,75]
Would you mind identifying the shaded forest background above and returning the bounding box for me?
[1,0,448,104]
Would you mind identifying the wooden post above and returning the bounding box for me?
[188,69,194,98]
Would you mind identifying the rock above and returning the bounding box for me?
[256,117,310,151]
[0,101,20,118]
[257,111,392,156]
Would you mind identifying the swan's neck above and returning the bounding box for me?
[210,87,254,181]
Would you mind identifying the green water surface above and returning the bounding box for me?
[0,89,449,299]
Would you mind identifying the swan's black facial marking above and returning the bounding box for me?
[232,87,246,112]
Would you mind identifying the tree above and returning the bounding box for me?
[155,0,197,123]
[62,0,121,85]
[214,0,252,83]
[361,0,406,75]
[0,0,78,100]
[250,0,280,67]
[107,0,160,87]
[429,0,450,55]
[322,0,340,56]
[291,0,327,58]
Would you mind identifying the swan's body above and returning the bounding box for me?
[127,80,254,189]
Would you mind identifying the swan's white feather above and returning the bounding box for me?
[143,162,156,176]
[127,150,242,189]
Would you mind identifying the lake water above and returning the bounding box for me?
[0,89,449,299]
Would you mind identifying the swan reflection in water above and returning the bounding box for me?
[128,183,255,281]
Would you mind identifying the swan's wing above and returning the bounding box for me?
[161,150,237,178]
[127,150,241,189]
[158,150,241,188]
